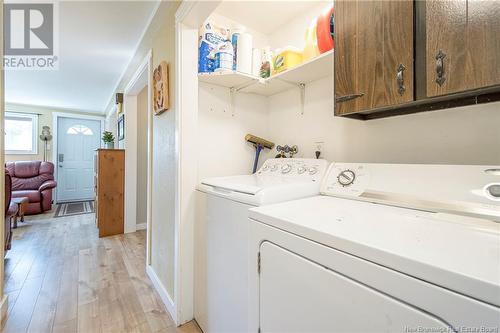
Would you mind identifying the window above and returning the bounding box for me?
[67,125,94,136]
[5,112,38,154]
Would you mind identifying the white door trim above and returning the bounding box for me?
[52,112,105,204]
[0,0,7,317]
[122,50,153,257]
[174,1,220,325]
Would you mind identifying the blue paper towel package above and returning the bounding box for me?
[198,21,230,73]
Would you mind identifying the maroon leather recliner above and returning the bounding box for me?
[5,170,17,251]
[5,161,57,215]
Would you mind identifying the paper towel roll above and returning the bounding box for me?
[236,32,252,74]
[252,48,261,76]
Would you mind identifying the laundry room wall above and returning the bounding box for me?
[266,76,500,165]
[197,83,269,180]
[196,11,271,180]
[258,1,500,166]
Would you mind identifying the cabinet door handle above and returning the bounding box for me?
[396,63,406,96]
[435,50,446,86]
[335,93,364,103]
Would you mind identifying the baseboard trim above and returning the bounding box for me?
[146,265,176,324]
[136,223,147,230]
[0,294,8,325]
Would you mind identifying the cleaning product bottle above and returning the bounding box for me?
[303,19,320,61]
[260,47,273,78]
[273,47,303,75]
[317,5,334,53]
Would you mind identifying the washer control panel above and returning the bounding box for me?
[321,163,370,197]
[258,158,328,182]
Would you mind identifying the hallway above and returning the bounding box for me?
[2,213,200,333]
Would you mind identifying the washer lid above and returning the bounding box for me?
[201,174,311,195]
[249,196,500,307]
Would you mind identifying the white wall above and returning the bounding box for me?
[197,73,500,173]
[149,3,178,300]
[268,2,327,50]
[104,104,118,140]
[208,12,270,50]
[201,2,500,168]
[198,76,500,181]
[197,83,269,180]
[266,76,500,165]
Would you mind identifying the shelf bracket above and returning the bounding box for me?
[299,83,306,115]
[274,77,307,114]
[228,78,260,116]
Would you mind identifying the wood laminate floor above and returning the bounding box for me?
[2,212,201,333]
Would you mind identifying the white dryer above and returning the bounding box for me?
[248,163,500,333]
[195,158,328,333]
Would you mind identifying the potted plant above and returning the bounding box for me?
[102,131,115,149]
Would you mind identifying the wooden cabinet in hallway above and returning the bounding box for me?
[95,149,125,237]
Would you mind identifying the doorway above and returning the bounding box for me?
[122,51,153,259]
[54,115,103,202]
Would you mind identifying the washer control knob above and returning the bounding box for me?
[297,166,306,174]
[308,166,319,175]
[270,164,278,172]
[484,183,500,201]
[338,169,356,186]
[281,164,292,174]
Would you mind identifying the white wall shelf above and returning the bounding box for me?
[198,71,258,89]
[197,50,333,96]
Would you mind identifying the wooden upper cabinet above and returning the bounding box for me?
[426,0,500,97]
[335,1,414,115]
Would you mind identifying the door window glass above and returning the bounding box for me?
[67,125,94,136]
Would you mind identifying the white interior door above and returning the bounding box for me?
[57,117,101,202]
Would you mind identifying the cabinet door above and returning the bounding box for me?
[335,1,414,115]
[426,0,500,97]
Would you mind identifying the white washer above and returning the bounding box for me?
[195,158,328,333]
[248,163,500,333]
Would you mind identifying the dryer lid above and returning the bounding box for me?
[321,163,500,221]
[250,195,500,307]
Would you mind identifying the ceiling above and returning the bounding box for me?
[5,1,159,114]
[215,0,328,34]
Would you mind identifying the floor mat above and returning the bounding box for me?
[54,200,95,217]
